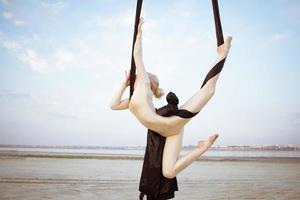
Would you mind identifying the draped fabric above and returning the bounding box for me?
[129,0,143,99]
[130,0,225,96]
[212,0,224,46]
[139,92,198,200]
[201,0,226,89]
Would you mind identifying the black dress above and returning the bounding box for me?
[139,92,199,200]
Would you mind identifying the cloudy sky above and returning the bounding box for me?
[0,0,299,146]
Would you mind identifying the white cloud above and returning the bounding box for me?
[27,90,104,122]
[93,17,118,29]
[264,33,291,47]
[2,40,21,50]
[0,0,11,4]
[122,15,133,27]
[270,33,289,42]
[121,9,135,27]
[89,9,137,29]
[2,11,26,27]
[14,20,26,27]
[2,11,13,19]
[54,49,75,70]
[18,48,48,72]
[41,1,65,15]
[1,35,107,73]
[143,19,160,34]
[1,35,74,73]
[0,89,31,99]
[0,4,213,78]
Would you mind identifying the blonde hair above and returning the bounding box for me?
[147,72,164,99]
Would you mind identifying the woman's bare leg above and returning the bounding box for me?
[161,129,184,178]
[178,36,232,112]
[148,36,233,137]
[133,17,150,84]
[162,130,219,179]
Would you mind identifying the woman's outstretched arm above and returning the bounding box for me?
[133,17,150,84]
[110,71,130,110]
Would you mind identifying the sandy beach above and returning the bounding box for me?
[0,152,300,200]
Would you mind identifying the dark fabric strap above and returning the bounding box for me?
[212,0,224,46]
[129,0,143,99]
[200,0,227,89]
[200,58,226,88]
[130,0,225,98]
[139,192,145,200]
[176,109,199,118]
[156,92,199,119]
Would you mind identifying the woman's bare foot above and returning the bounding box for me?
[217,36,232,56]
[197,134,219,151]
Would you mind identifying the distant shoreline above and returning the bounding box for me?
[1,151,300,163]
[0,144,299,151]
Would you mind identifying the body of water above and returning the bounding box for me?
[0,146,300,158]
[1,157,299,200]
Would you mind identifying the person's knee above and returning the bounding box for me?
[163,168,176,179]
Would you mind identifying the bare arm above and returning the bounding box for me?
[110,72,130,110]
[133,17,150,84]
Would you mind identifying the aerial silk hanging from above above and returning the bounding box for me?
[129,0,143,99]
[129,0,227,98]
[201,0,226,89]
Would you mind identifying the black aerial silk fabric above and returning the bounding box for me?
[139,92,198,200]
[130,0,225,97]
[201,0,226,88]
[212,0,224,46]
[130,0,143,99]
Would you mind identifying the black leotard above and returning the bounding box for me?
[139,92,198,200]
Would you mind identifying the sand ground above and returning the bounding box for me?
[0,155,300,200]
